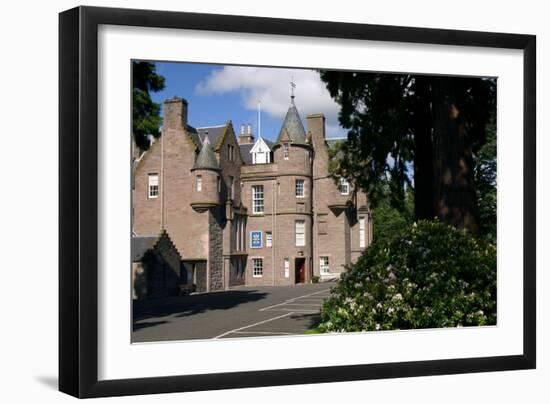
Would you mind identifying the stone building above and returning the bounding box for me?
[132,230,188,299]
[132,93,373,293]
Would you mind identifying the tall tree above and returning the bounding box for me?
[132,61,166,151]
[475,112,497,241]
[320,71,496,234]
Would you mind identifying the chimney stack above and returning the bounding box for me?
[163,96,188,130]
[237,123,255,145]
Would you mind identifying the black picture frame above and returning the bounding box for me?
[59,5,536,398]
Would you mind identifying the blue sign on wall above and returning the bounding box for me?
[250,231,262,248]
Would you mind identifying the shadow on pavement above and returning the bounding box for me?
[133,290,268,324]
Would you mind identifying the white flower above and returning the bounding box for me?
[376,324,381,330]
[392,293,403,301]
[387,307,395,314]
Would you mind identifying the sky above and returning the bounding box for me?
[150,62,347,142]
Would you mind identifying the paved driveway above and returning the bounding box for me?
[132,282,335,343]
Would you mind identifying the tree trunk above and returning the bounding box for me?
[431,77,479,234]
[412,76,435,221]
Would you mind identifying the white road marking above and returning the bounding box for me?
[213,312,293,339]
[215,287,331,339]
[264,308,318,313]
[259,289,331,312]
[232,331,294,335]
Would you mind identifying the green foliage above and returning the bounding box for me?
[372,185,414,243]
[318,221,496,332]
[319,71,496,227]
[475,115,497,242]
[133,61,166,150]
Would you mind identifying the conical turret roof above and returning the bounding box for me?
[275,98,307,145]
[192,136,220,171]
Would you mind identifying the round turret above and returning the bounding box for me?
[190,136,221,212]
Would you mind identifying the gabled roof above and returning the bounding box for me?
[132,236,157,262]
[192,135,220,171]
[196,124,229,151]
[275,98,307,145]
[250,136,272,154]
[239,138,274,164]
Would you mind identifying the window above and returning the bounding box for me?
[295,179,305,198]
[228,144,234,161]
[148,174,159,198]
[252,185,264,214]
[283,143,289,160]
[359,217,366,248]
[320,256,330,275]
[253,151,270,164]
[234,215,246,251]
[284,258,290,278]
[252,258,263,277]
[217,176,221,192]
[339,177,349,195]
[295,220,305,247]
[229,176,234,199]
[196,175,202,192]
[266,231,272,247]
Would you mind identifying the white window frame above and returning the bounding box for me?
[196,175,202,192]
[359,217,366,248]
[252,185,264,214]
[252,258,263,278]
[283,143,289,160]
[339,177,350,195]
[295,220,306,247]
[148,173,159,198]
[320,256,330,275]
[295,179,305,198]
[266,231,272,248]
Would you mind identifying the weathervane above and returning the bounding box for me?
[290,76,296,99]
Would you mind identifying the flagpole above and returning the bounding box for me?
[258,100,261,138]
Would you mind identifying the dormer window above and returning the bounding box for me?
[283,143,289,160]
[250,137,272,165]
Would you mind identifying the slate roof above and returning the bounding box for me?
[239,138,274,164]
[196,125,227,150]
[192,136,221,170]
[186,125,201,149]
[132,236,157,262]
[275,98,307,145]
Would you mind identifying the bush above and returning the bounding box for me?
[318,221,496,332]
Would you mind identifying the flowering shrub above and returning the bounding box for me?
[318,221,496,332]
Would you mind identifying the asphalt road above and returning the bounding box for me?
[132,282,335,342]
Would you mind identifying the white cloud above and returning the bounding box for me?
[195,66,345,138]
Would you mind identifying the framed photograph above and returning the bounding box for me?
[59,6,536,398]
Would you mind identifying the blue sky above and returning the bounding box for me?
[149,62,346,142]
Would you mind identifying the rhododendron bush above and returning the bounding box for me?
[319,221,496,332]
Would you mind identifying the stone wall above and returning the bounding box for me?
[208,209,224,291]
